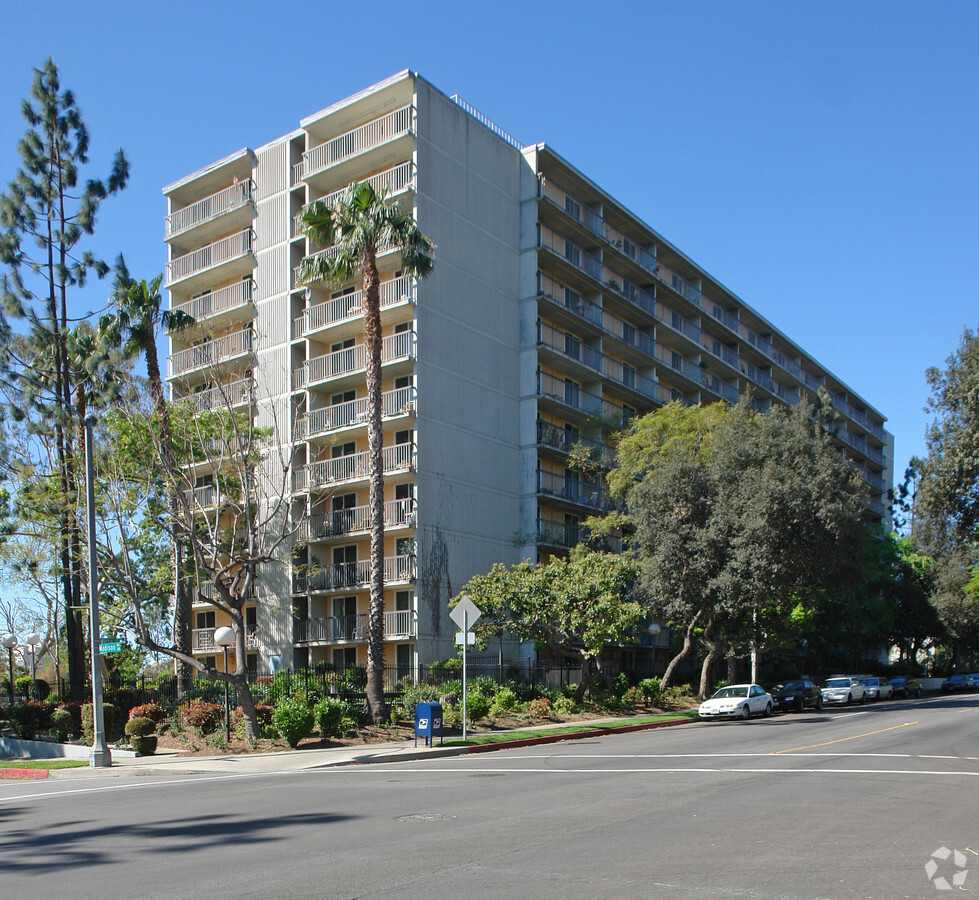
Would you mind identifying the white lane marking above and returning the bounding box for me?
[918,755,959,759]
[319,765,979,777]
[506,752,914,759]
[0,770,287,805]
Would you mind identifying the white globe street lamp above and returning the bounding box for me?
[25,633,40,698]
[213,626,235,743]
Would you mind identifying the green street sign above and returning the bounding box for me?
[100,640,123,654]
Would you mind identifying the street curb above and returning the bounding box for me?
[0,767,50,780]
[466,716,692,753]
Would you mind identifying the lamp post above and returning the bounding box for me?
[1,634,17,705]
[213,626,235,744]
[25,633,40,700]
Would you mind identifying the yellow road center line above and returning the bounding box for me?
[771,721,919,755]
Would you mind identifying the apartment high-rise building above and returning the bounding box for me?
[163,71,893,680]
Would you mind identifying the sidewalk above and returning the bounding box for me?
[20,713,695,780]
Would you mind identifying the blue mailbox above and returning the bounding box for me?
[414,701,443,747]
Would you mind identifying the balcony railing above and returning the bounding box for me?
[294,237,399,288]
[294,106,413,183]
[537,469,606,509]
[166,181,254,239]
[193,627,259,654]
[292,442,415,492]
[294,276,414,338]
[295,609,416,643]
[169,328,253,377]
[296,499,414,542]
[293,162,414,237]
[293,331,415,390]
[305,554,416,592]
[169,280,254,326]
[296,387,415,439]
[165,230,252,286]
[536,516,582,549]
[536,369,670,423]
[177,377,253,413]
[536,419,614,468]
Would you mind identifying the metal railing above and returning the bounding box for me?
[192,627,259,653]
[169,328,253,377]
[296,499,414,542]
[177,377,253,413]
[296,386,415,439]
[293,162,414,236]
[536,419,614,468]
[295,276,414,337]
[292,442,415,492]
[293,331,415,390]
[295,609,417,643]
[537,469,606,509]
[304,554,416,592]
[450,95,524,149]
[169,279,254,325]
[295,105,413,182]
[166,180,254,239]
[165,230,252,285]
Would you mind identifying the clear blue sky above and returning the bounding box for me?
[2,0,977,488]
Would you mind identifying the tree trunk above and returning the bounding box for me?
[362,250,387,723]
[699,638,719,699]
[659,609,703,691]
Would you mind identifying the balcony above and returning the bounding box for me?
[293,237,401,288]
[193,627,259,654]
[536,369,672,423]
[296,499,414,543]
[304,555,416,593]
[177,377,253,413]
[537,469,606,510]
[168,280,254,333]
[165,230,253,293]
[296,386,415,439]
[292,442,415,492]
[295,609,417,643]
[294,276,414,339]
[293,162,414,238]
[292,330,415,391]
[166,180,254,244]
[294,106,414,189]
[536,419,614,468]
[536,515,582,549]
[169,328,253,379]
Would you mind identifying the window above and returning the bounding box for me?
[331,441,356,459]
[564,195,581,221]
[671,352,682,372]
[564,332,581,361]
[564,468,581,501]
[332,493,357,534]
[332,546,358,589]
[394,321,412,334]
[564,514,579,547]
[395,429,414,447]
[331,285,356,300]
[563,378,580,408]
[394,375,412,390]
[333,647,357,668]
[564,287,581,314]
[563,422,580,452]
[621,363,636,388]
[396,643,412,681]
[196,611,215,630]
[331,389,355,406]
[564,239,581,268]
[621,322,636,346]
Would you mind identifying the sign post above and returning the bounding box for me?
[449,595,482,742]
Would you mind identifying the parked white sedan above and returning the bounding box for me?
[698,684,773,720]
[821,676,867,705]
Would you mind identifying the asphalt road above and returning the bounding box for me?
[1,692,976,900]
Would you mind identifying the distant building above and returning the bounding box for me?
[163,71,892,680]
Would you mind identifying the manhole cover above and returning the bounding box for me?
[395,813,457,823]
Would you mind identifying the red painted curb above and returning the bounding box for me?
[0,767,50,779]
[467,717,692,753]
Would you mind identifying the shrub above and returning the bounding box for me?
[429,656,462,681]
[50,706,73,742]
[341,666,367,690]
[552,695,578,715]
[623,686,641,707]
[314,698,345,739]
[611,672,633,696]
[129,703,168,727]
[15,675,34,697]
[489,686,519,716]
[57,701,83,737]
[130,734,157,756]
[526,696,553,718]
[182,700,223,735]
[638,677,662,703]
[231,704,276,739]
[400,683,442,717]
[465,692,490,725]
[81,702,116,744]
[11,702,52,739]
[125,716,156,739]
[468,675,499,698]
[273,697,314,748]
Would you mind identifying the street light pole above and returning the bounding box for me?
[85,416,111,768]
[1,634,17,705]
[213,626,235,744]
[26,633,40,700]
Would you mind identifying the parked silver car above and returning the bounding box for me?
[821,676,867,705]
[860,676,893,701]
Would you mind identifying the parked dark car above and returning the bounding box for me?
[770,679,823,713]
[940,674,976,693]
[889,676,921,698]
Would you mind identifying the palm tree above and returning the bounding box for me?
[101,261,195,690]
[298,182,434,722]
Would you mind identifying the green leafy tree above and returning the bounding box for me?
[0,59,128,698]
[297,182,434,723]
[622,400,867,691]
[452,546,646,701]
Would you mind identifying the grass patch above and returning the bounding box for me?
[443,711,697,747]
[1,759,89,770]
